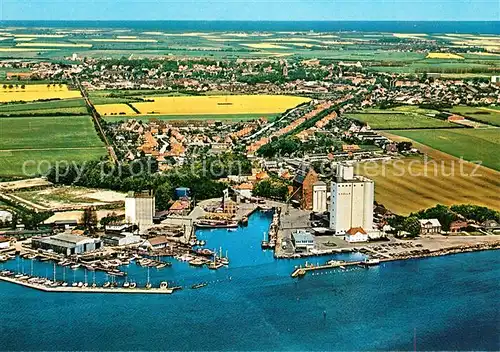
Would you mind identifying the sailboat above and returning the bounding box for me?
[71,270,77,287]
[208,249,223,270]
[91,271,97,288]
[145,267,152,289]
[220,250,229,265]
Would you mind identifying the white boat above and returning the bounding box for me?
[72,282,78,287]
[130,282,137,289]
[70,264,81,270]
[159,281,169,289]
[364,258,380,266]
[103,282,111,288]
[123,281,130,288]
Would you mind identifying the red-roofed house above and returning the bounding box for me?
[0,236,10,249]
[344,227,368,243]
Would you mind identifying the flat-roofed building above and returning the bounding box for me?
[292,230,315,252]
[102,232,142,247]
[125,190,155,233]
[330,164,374,235]
[32,233,102,256]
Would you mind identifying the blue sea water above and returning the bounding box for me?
[0,20,499,34]
[0,212,499,351]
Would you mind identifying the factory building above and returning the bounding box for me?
[125,190,155,232]
[31,233,102,256]
[330,164,374,235]
[312,181,327,213]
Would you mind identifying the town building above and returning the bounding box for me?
[292,230,315,252]
[292,167,319,210]
[0,210,13,223]
[141,235,171,250]
[344,227,368,243]
[418,219,442,235]
[31,233,102,256]
[330,164,374,235]
[449,220,468,233]
[0,236,10,249]
[481,220,500,232]
[125,190,155,232]
[102,232,142,246]
[312,181,327,213]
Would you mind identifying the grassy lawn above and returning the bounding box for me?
[103,113,277,123]
[346,107,452,129]
[0,115,106,176]
[447,106,500,127]
[389,129,500,171]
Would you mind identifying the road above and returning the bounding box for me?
[74,77,118,164]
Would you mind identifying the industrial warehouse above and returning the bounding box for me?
[31,233,102,256]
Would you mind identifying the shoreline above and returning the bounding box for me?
[2,241,498,294]
[290,241,500,277]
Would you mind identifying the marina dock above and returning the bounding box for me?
[291,260,365,278]
[0,275,180,294]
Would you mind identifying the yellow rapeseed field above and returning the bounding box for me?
[240,43,290,49]
[95,103,138,116]
[426,52,464,59]
[0,84,82,102]
[128,95,311,115]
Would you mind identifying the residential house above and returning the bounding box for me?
[344,227,368,243]
[0,236,10,249]
[449,220,468,233]
[419,219,442,235]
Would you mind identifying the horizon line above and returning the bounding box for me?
[1,19,499,22]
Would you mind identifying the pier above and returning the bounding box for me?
[0,275,180,294]
[291,260,364,277]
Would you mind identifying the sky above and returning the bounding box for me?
[0,0,499,21]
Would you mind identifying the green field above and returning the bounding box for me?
[447,106,500,127]
[0,149,106,176]
[389,129,500,171]
[102,113,277,123]
[347,107,452,129]
[0,115,105,176]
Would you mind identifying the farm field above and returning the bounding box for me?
[426,52,464,59]
[0,115,106,176]
[128,95,311,115]
[447,106,500,127]
[388,129,500,171]
[0,148,106,177]
[95,103,137,116]
[0,98,87,115]
[356,134,500,215]
[0,84,81,103]
[346,108,452,129]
